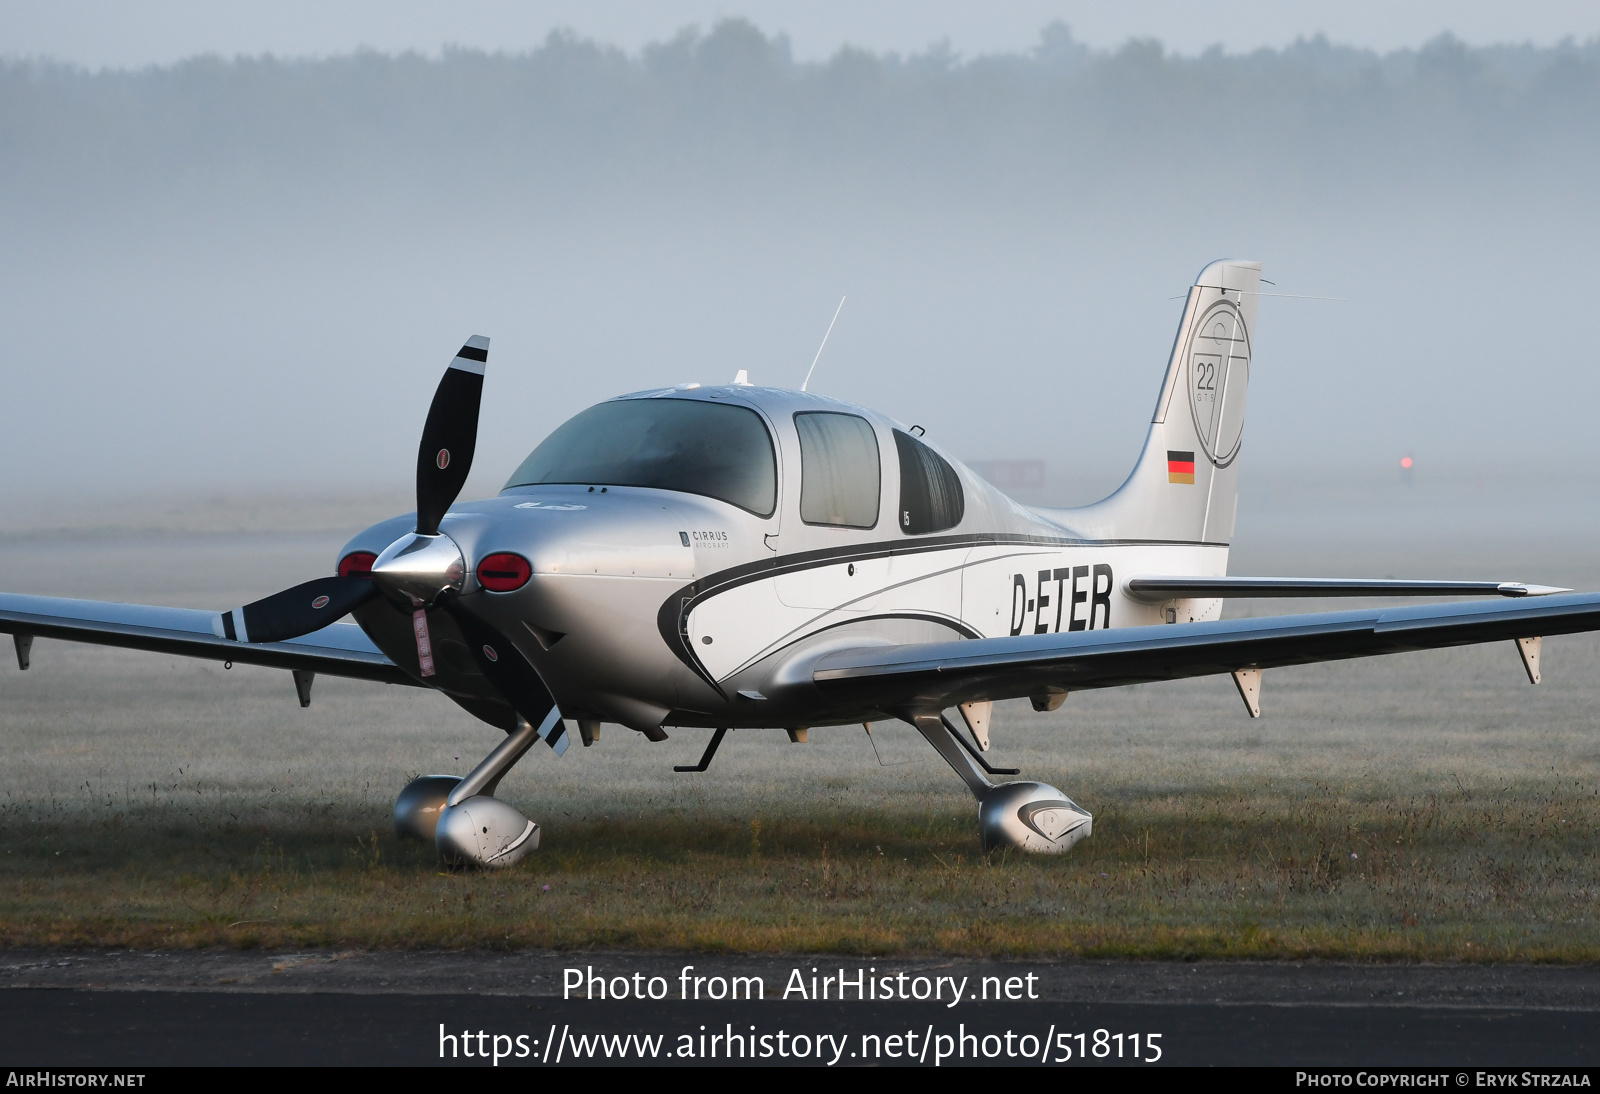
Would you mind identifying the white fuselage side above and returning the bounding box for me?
[687,538,1226,685]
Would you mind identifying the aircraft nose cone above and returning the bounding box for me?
[371,531,465,605]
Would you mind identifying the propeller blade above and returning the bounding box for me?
[438,597,569,754]
[215,576,378,644]
[416,336,489,537]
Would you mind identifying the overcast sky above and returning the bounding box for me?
[2,1,1598,67]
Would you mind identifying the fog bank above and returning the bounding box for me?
[2,23,1596,528]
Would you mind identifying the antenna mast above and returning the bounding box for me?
[800,296,846,393]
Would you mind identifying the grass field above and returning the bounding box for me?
[2,500,1599,959]
[4,770,1598,959]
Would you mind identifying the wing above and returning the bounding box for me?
[0,592,416,686]
[811,592,1600,711]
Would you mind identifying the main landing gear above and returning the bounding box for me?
[902,710,1093,854]
[393,717,544,868]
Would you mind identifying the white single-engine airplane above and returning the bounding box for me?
[5,259,1595,867]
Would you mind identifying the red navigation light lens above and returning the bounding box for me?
[478,552,532,592]
[338,551,378,578]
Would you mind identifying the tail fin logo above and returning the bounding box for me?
[1186,300,1250,467]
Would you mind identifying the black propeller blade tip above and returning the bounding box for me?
[415,335,489,536]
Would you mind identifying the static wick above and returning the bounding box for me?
[800,296,846,393]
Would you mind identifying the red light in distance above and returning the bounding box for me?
[338,551,378,578]
[478,552,532,592]
[1400,457,1413,469]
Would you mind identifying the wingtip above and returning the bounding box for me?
[1499,583,1572,597]
[1527,584,1572,597]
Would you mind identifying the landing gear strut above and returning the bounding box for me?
[901,710,1092,854]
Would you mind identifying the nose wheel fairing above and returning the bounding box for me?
[393,775,461,841]
[436,795,540,868]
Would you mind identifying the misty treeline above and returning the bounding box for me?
[3,20,1598,221]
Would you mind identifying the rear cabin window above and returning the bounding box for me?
[795,412,880,528]
[504,398,777,516]
[894,429,964,534]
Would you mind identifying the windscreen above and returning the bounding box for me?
[504,398,777,516]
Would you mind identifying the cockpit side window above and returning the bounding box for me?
[893,429,964,534]
[794,412,880,529]
[504,398,777,516]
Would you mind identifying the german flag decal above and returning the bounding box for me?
[1167,450,1196,484]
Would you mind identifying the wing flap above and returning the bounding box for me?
[0,592,416,686]
[812,592,1600,710]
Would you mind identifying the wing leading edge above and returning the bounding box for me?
[0,592,416,686]
[811,592,1600,711]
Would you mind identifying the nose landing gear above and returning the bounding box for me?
[394,713,553,867]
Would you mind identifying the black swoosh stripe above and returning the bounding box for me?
[655,531,1218,684]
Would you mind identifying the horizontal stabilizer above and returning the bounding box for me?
[1124,577,1568,601]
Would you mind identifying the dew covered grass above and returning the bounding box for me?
[3,766,1599,958]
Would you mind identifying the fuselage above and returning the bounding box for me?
[340,384,1227,734]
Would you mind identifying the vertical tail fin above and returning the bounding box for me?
[1062,258,1261,544]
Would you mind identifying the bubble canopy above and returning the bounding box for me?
[503,397,778,516]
